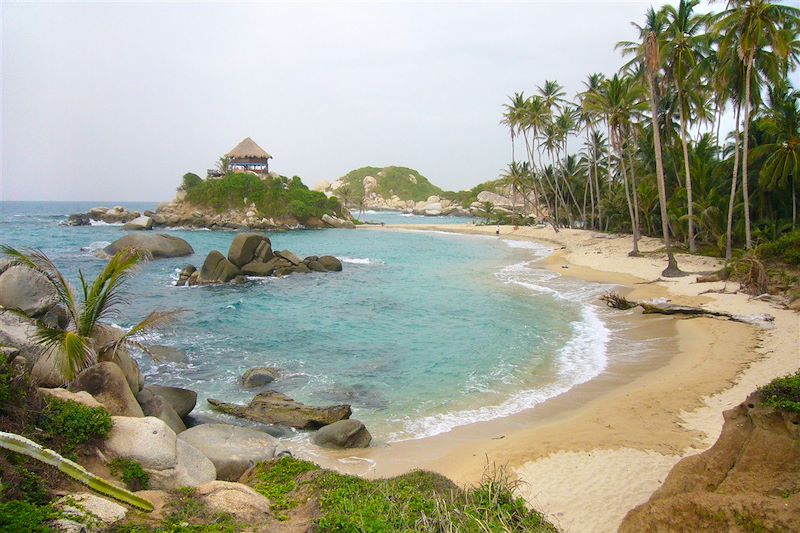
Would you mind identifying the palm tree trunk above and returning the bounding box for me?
[742,51,754,249]
[626,139,642,247]
[593,152,602,230]
[677,92,696,253]
[523,131,547,217]
[725,104,742,261]
[613,129,640,255]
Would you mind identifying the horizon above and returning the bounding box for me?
[0,0,716,202]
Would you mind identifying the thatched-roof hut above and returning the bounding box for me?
[226,137,272,174]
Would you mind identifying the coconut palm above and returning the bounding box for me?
[501,92,527,164]
[714,0,800,248]
[0,246,180,382]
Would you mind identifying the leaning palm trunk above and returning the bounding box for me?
[726,104,742,260]
[613,129,640,255]
[626,143,642,249]
[0,431,154,512]
[523,131,548,217]
[678,94,696,253]
[742,51,754,249]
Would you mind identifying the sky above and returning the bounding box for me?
[2,0,718,202]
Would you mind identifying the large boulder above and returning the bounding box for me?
[178,424,277,481]
[274,250,303,266]
[103,233,193,259]
[476,190,513,208]
[143,385,197,418]
[136,388,186,434]
[318,256,343,272]
[122,216,154,231]
[198,250,241,284]
[69,362,144,417]
[94,326,144,393]
[240,367,280,388]
[53,493,127,530]
[207,391,351,429]
[321,214,355,229]
[0,312,39,365]
[195,481,271,522]
[241,260,276,277]
[31,351,68,388]
[102,416,216,490]
[227,233,272,268]
[312,419,372,449]
[0,265,57,317]
[38,387,105,410]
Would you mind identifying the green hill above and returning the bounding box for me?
[336,166,443,202]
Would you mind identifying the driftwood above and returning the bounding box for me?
[599,291,773,325]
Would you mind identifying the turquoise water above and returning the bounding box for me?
[0,202,611,442]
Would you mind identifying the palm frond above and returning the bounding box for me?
[100,310,184,361]
[33,327,95,382]
[79,249,144,336]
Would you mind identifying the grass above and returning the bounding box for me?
[0,500,59,532]
[758,370,800,413]
[109,458,150,491]
[246,457,557,532]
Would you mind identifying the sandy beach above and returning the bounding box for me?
[302,224,799,533]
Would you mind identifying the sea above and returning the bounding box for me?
[0,201,631,444]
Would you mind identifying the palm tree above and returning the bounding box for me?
[336,183,354,208]
[646,32,682,275]
[216,155,231,174]
[501,93,527,164]
[0,246,180,382]
[662,0,708,253]
[714,0,800,248]
[502,162,528,217]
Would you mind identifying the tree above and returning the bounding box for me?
[0,246,180,382]
[216,155,231,174]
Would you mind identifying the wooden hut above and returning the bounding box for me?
[226,137,272,175]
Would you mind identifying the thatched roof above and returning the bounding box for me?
[226,137,272,159]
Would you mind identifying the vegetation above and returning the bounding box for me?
[183,172,344,223]
[335,166,444,203]
[38,397,112,457]
[245,456,556,532]
[758,370,800,413]
[0,500,59,532]
[497,0,799,274]
[0,246,181,382]
[109,458,150,491]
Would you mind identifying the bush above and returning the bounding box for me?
[109,458,149,491]
[0,500,56,532]
[759,371,800,413]
[38,397,112,456]
[181,173,203,190]
[756,231,800,265]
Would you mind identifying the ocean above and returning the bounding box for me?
[1,201,617,444]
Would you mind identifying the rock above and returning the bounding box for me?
[240,367,280,388]
[176,265,196,287]
[143,385,197,418]
[38,388,105,410]
[227,233,272,267]
[69,362,144,417]
[0,265,58,317]
[198,250,241,284]
[31,351,69,387]
[241,260,276,277]
[307,260,327,272]
[187,271,199,286]
[208,391,351,429]
[195,481,271,522]
[0,312,39,364]
[147,345,189,364]
[291,263,311,274]
[42,304,69,329]
[66,213,91,226]
[88,207,109,218]
[476,190,513,208]
[620,392,800,533]
[275,250,303,266]
[318,256,343,272]
[93,326,144,393]
[788,297,800,311]
[151,214,166,225]
[136,388,187,434]
[122,216,154,231]
[54,493,127,527]
[321,214,356,229]
[178,424,277,481]
[103,233,194,259]
[103,416,216,490]
[312,419,372,449]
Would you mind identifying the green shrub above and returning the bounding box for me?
[109,458,149,491]
[0,360,28,413]
[759,371,800,413]
[249,456,318,520]
[756,231,800,265]
[0,500,56,532]
[15,467,49,505]
[181,173,203,190]
[38,397,112,455]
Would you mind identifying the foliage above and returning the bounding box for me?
[335,166,444,202]
[112,487,243,532]
[181,173,202,191]
[110,458,150,491]
[756,230,800,265]
[758,371,800,413]
[183,172,343,222]
[38,397,112,456]
[248,456,318,520]
[0,500,57,532]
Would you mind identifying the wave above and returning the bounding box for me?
[89,220,123,226]
[80,241,111,253]
[340,257,384,265]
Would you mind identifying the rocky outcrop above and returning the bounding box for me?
[103,233,194,259]
[53,493,127,530]
[178,424,278,481]
[321,214,356,229]
[208,391,351,429]
[122,216,154,231]
[102,416,216,490]
[178,233,343,286]
[312,419,372,449]
[620,393,800,533]
[240,367,281,388]
[69,362,144,417]
[93,326,144,393]
[38,387,105,410]
[0,265,58,317]
[143,385,197,418]
[65,206,140,226]
[195,481,272,522]
[136,388,187,434]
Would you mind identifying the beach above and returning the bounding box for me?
[307,223,800,533]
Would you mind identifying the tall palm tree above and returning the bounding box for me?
[501,92,527,164]
[714,0,800,248]
[0,246,180,382]
[645,32,682,275]
[662,0,708,253]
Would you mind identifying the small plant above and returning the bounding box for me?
[756,230,800,265]
[110,458,150,491]
[38,397,112,456]
[0,500,57,532]
[758,371,800,413]
[248,456,318,520]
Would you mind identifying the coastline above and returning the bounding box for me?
[305,224,798,533]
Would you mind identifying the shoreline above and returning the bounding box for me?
[301,224,797,533]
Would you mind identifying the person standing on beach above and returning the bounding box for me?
[496,223,500,236]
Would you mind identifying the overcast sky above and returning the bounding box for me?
[3,1,714,202]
